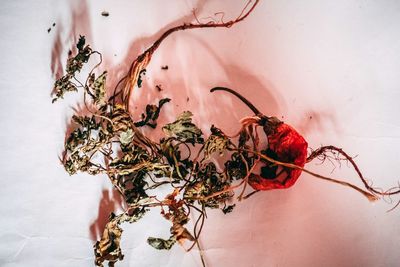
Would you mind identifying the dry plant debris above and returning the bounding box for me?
[52,1,400,266]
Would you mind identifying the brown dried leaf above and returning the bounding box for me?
[94,215,124,267]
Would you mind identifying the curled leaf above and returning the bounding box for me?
[89,71,107,106]
[162,111,204,144]
[52,35,93,102]
[119,128,134,145]
[94,214,124,267]
[52,74,78,102]
[147,237,176,250]
[171,224,195,245]
[134,98,171,128]
[137,69,146,88]
[222,204,236,214]
[203,125,230,160]
[67,35,92,75]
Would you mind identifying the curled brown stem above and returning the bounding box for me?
[121,0,260,111]
[308,146,400,198]
[241,148,379,201]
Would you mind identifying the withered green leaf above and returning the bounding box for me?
[53,29,269,267]
[119,128,134,145]
[225,152,251,180]
[134,98,170,128]
[72,115,99,128]
[52,75,78,103]
[147,237,176,250]
[184,162,233,208]
[203,125,230,160]
[65,115,101,152]
[162,111,204,144]
[89,71,107,106]
[52,35,94,103]
[67,35,92,75]
[124,207,148,223]
[64,154,91,175]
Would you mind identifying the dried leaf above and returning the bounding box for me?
[77,35,86,51]
[137,69,146,88]
[89,71,107,106]
[203,125,230,159]
[134,98,170,128]
[66,35,92,75]
[124,207,148,223]
[52,35,93,102]
[222,204,236,214]
[147,237,176,250]
[162,111,204,144]
[94,214,124,267]
[225,152,251,180]
[52,74,78,102]
[171,224,195,245]
[119,128,134,145]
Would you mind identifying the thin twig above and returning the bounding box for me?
[121,0,259,111]
[241,148,379,201]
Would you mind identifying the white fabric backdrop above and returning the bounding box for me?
[1,0,400,266]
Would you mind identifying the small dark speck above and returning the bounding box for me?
[52,22,56,27]
[101,11,110,17]
[186,97,189,102]
[135,106,138,110]
[156,85,162,92]
[114,54,117,57]
[161,65,168,70]
[281,116,284,119]
[68,50,72,56]
[47,28,51,33]
[176,105,179,107]
[309,116,312,119]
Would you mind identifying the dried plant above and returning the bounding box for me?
[52,1,400,266]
